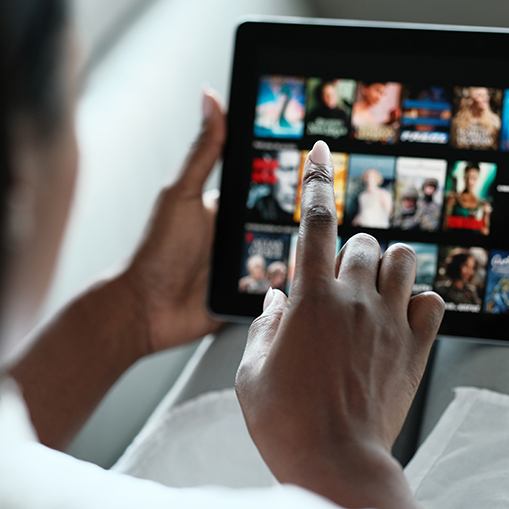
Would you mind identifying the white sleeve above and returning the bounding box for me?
[0,441,341,509]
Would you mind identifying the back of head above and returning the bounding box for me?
[0,0,67,289]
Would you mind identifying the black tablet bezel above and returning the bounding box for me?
[209,18,509,341]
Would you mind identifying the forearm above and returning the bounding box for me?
[274,442,419,509]
[10,275,148,449]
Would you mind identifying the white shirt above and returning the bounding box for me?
[0,378,339,509]
[355,189,392,229]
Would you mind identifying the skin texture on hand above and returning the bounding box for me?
[11,91,228,448]
[235,141,445,509]
[120,91,226,354]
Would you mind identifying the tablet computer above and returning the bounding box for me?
[209,18,509,341]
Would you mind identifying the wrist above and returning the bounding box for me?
[9,276,149,448]
[272,441,417,509]
[92,274,150,362]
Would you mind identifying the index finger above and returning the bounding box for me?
[294,141,337,288]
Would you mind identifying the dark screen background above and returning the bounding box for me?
[210,21,509,341]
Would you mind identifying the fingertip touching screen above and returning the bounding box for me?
[209,19,509,341]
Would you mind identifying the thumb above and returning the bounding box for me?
[177,90,226,197]
[238,288,287,378]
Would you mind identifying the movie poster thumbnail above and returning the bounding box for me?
[286,233,341,294]
[389,242,439,294]
[344,154,396,229]
[443,160,497,236]
[392,157,447,232]
[500,90,509,151]
[305,78,356,139]
[484,250,509,314]
[293,151,349,224]
[450,87,503,150]
[351,82,402,143]
[238,228,292,295]
[400,85,452,144]
[246,149,301,224]
[434,246,488,312]
[254,76,306,139]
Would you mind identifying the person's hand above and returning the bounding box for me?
[235,141,445,508]
[120,91,226,353]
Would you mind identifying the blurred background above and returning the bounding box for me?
[48,0,509,468]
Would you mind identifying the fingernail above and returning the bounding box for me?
[309,140,330,165]
[202,92,213,121]
[263,287,275,311]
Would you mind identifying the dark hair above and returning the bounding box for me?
[361,81,387,87]
[315,80,336,105]
[446,252,477,281]
[422,178,438,191]
[464,161,481,173]
[0,0,67,282]
[1,0,68,131]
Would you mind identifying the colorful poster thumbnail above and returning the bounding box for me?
[443,161,497,236]
[450,87,502,150]
[351,82,402,143]
[344,154,396,229]
[434,246,488,312]
[501,89,509,151]
[305,78,356,139]
[393,157,447,232]
[400,85,452,144]
[484,251,509,314]
[246,148,301,224]
[253,76,509,152]
[238,228,292,295]
[254,76,306,139]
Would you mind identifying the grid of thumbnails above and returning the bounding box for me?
[238,76,509,316]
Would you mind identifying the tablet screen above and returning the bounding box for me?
[210,20,509,340]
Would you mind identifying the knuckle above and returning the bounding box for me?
[303,162,333,186]
[349,296,369,318]
[294,287,329,308]
[248,315,266,334]
[160,184,176,199]
[406,368,423,397]
[328,291,370,322]
[190,129,206,153]
[155,185,178,207]
[248,313,275,339]
[406,354,426,390]
[234,363,251,395]
[192,127,223,156]
[303,204,336,228]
